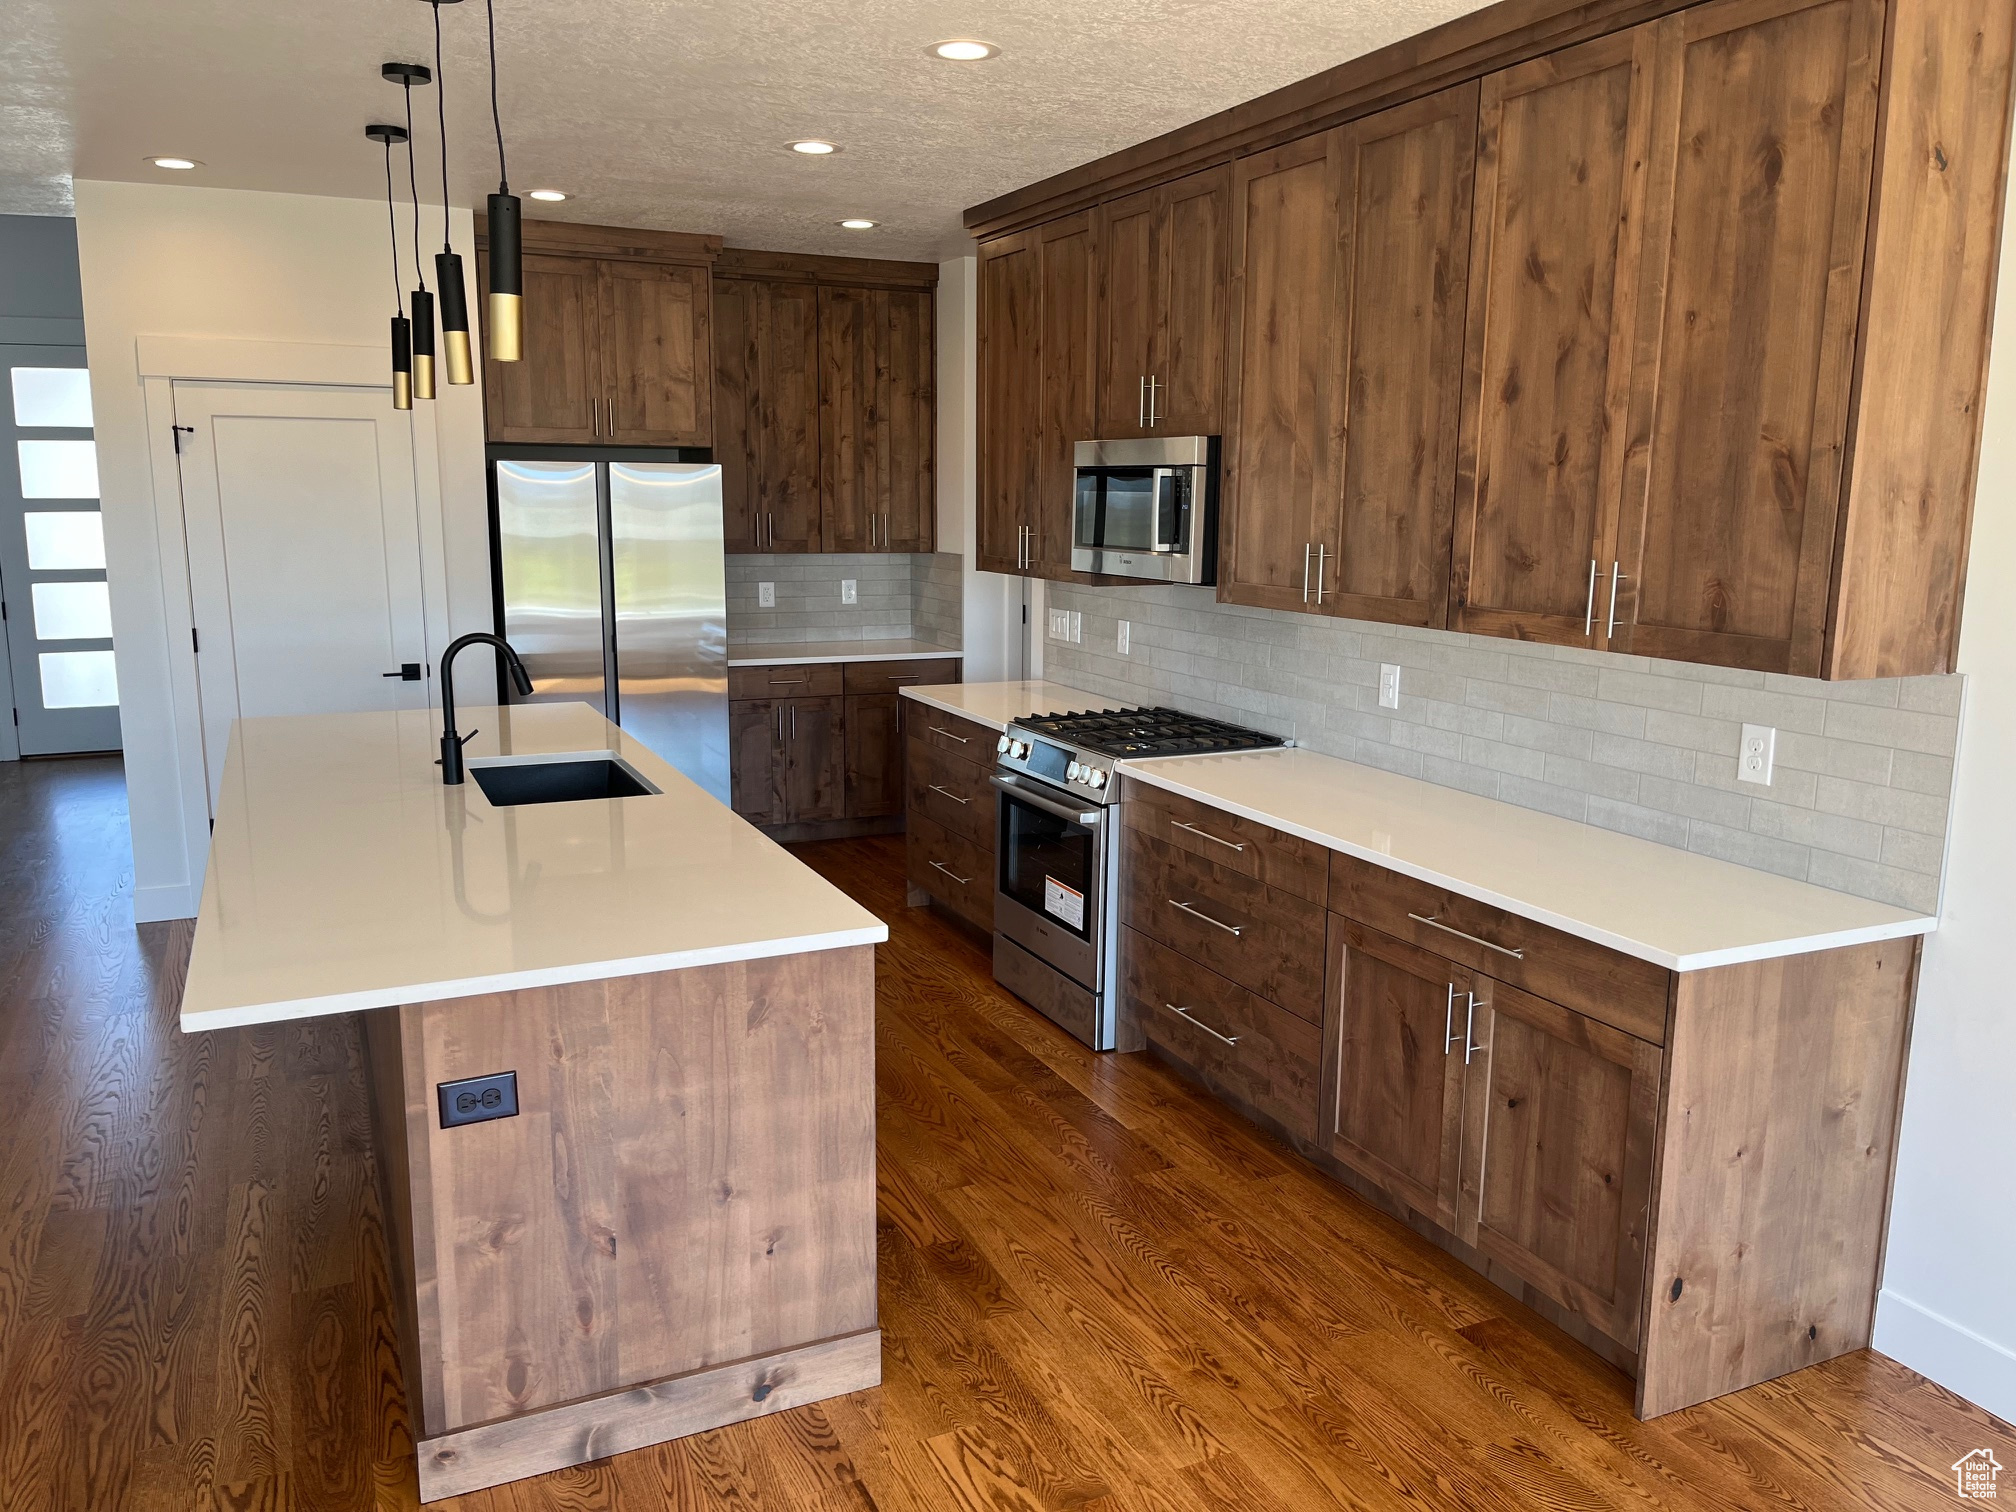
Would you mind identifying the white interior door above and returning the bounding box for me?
[174,381,431,808]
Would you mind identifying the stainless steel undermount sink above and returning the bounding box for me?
[466,753,659,807]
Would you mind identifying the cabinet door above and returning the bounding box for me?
[1154,165,1232,437]
[820,286,879,553]
[1450,29,1657,649]
[1458,981,1661,1350]
[977,231,1041,575]
[1324,83,1476,628]
[712,277,764,551]
[480,253,602,444]
[729,700,786,825]
[1036,212,1098,577]
[1323,918,1475,1229]
[784,695,847,823]
[1096,186,1160,439]
[844,692,904,819]
[1611,0,1884,674]
[1221,130,1349,613]
[759,281,824,554]
[881,287,937,553]
[600,261,713,447]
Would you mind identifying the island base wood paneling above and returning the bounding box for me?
[361,945,878,1500]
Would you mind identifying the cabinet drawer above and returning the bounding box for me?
[1124,927,1319,1143]
[1122,780,1328,905]
[729,663,844,699]
[1122,829,1326,1023]
[905,736,994,846]
[844,658,960,696]
[908,812,994,932]
[906,705,996,767]
[1327,851,1670,1045]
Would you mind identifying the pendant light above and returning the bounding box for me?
[368,124,414,410]
[482,0,523,361]
[384,61,436,399]
[429,0,476,386]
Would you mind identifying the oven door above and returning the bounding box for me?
[992,772,1107,992]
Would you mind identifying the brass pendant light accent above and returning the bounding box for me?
[483,0,523,361]
[384,61,437,400]
[367,123,414,410]
[428,0,476,386]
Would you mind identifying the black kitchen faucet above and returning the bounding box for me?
[437,632,534,785]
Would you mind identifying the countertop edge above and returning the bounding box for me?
[180,923,890,1034]
[1115,760,1939,972]
[729,644,964,667]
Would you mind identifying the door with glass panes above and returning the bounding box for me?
[0,347,121,755]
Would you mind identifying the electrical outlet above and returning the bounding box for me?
[1738,723,1776,786]
[437,1071,519,1129]
[757,581,776,609]
[1117,619,1131,655]
[1378,664,1402,710]
[840,579,857,605]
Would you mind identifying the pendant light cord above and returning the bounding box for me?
[487,0,508,192]
[434,0,452,252]
[383,143,404,317]
[403,83,427,291]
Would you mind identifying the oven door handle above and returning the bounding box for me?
[989,774,1102,827]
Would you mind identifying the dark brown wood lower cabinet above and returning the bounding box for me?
[730,699,786,825]
[1458,979,1661,1350]
[729,695,844,825]
[844,693,903,820]
[906,811,993,931]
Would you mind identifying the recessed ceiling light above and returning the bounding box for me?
[930,39,999,61]
[838,219,877,230]
[789,139,840,156]
[146,156,201,170]
[528,189,567,202]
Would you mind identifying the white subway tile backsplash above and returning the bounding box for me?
[1045,579,1962,913]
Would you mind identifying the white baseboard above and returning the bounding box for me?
[1873,1289,2016,1426]
[133,881,198,925]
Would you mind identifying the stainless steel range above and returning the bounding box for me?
[990,707,1287,1050]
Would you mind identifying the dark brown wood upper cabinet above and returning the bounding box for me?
[977,230,1042,575]
[1221,86,1475,626]
[1450,29,1657,650]
[477,253,603,444]
[714,277,821,553]
[1095,167,1231,439]
[599,261,712,446]
[1035,213,1099,577]
[1609,0,1885,674]
[820,286,936,554]
[880,288,937,553]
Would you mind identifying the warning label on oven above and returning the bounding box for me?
[1043,876,1085,930]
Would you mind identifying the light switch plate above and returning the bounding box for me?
[757,581,776,609]
[840,579,857,605]
[1378,664,1402,710]
[1739,723,1776,786]
[1117,619,1131,655]
[1070,610,1083,644]
[1047,607,1071,642]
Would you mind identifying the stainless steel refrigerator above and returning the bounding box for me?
[489,450,729,804]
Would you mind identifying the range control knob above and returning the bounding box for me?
[1011,740,1030,760]
[997,735,1011,754]
[1088,768,1109,788]
[1067,760,1083,782]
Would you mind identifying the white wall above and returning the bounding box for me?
[1873,109,2016,1422]
[74,180,491,922]
[936,254,1023,682]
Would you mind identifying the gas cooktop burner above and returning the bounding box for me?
[1017,706,1288,759]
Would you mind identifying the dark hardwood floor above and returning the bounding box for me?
[0,756,2009,1509]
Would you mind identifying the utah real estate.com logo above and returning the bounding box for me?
[1955,1449,2002,1500]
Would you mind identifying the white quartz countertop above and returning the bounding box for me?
[730,639,963,666]
[179,702,887,1033]
[1120,746,1937,972]
[899,679,1136,732]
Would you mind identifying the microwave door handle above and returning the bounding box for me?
[1151,468,1178,553]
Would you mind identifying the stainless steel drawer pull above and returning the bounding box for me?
[1165,1003,1240,1047]
[928,726,970,745]
[928,784,971,806]
[930,860,973,886]
[1171,819,1246,853]
[769,678,806,685]
[1408,912,1525,960]
[1168,899,1242,937]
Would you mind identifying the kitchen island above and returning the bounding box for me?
[180,701,886,1501]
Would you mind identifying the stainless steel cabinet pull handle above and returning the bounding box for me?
[1408,912,1526,960]
[1168,899,1242,937]
[1313,544,1329,605]
[789,704,797,739]
[1138,375,1147,429]
[1148,375,1161,427]
[1464,992,1484,1065]
[929,726,970,745]
[769,678,806,685]
[1606,561,1627,639]
[1444,982,1460,1056]
[1171,819,1245,853]
[928,784,971,806]
[1165,1003,1240,1046]
[1302,542,1313,604]
[1584,559,1598,636]
[931,859,972,886]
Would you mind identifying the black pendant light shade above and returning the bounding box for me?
[368,122,414,411]
[483,0,523,361]
[391,315,414,410]
[436,250,474,385]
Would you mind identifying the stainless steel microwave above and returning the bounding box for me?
[1071,436,1218,585]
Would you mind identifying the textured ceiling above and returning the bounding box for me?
[2,0,1492,260]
